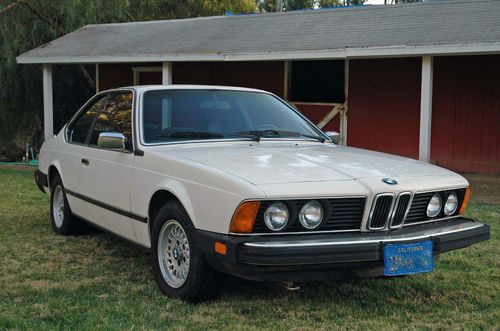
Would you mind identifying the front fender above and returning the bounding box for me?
[148,179,198,229]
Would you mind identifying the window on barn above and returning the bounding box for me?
[290,60,345,104]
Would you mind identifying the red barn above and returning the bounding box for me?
[18,0,500,173]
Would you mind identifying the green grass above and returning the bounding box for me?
[0,168,498,330]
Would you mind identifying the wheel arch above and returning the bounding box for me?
[48,163,62,189]
[148,189,188,241]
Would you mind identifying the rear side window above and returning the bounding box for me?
[67,96,107,144]
[89,92,133,147]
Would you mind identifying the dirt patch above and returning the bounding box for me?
[463,173,500,205]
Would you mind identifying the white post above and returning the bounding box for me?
[162,62,172,85]
[42,64,54,141]
[419,56,433,162]
[340,59,349,146]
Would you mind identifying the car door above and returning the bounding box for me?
[62,94,109,195]
[76,91,137,241]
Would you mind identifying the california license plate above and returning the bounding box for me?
[384,240,434,276]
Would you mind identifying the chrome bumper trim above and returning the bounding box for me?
[242,221,484,249]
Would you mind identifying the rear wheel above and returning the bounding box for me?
[152,201,218,302]
[50,175,80,235]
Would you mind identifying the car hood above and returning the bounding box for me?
[154,142,456,185]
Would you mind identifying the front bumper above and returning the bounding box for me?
[195,218,490,281]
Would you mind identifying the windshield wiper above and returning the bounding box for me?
[155,131,225,139]
[236,130,326,143]
[278,130,327,143]
[235,130,282,142]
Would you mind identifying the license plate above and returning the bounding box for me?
[384,240,434,276]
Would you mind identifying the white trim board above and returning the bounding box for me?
[16,43,500,64]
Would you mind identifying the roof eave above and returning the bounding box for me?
[16,43,500,64]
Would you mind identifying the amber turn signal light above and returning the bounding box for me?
[214,242,227,255]
[230,201,260,233]
[459,187,470,214]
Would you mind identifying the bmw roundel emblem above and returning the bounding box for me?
[382,178,398,185]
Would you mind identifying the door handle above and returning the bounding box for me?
[81,158,90,166]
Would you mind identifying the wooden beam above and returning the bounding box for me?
[42,64,53,141]
[340,59,349,146]
[162,62,172,85]
[317,104,342,130]
[419,56,433,162]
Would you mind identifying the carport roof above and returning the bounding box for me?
[17,0,500,64]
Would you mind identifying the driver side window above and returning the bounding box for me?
[88,92,133,149]
[67,96,107,144]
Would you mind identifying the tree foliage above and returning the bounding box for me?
[385,0,422,3]
[257,0,366,11]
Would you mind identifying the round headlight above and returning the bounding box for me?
[444,192,458,215]
[264,202,289,231]
[299,200,324,229]
[426,193,442,218]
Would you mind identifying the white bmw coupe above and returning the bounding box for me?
[35,85,490,301]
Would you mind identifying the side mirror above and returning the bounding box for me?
[98,132,126,149]
[324,131,340,144]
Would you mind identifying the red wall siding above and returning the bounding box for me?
[348,58,422,159]
[432,55,500,173]
[139,71,162,85]
[173,62,212,85]
[99,64,133,90]
[173,61,285,97]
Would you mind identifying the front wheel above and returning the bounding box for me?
[151,201,218,302]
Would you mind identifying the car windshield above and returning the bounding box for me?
[141,89,326,144]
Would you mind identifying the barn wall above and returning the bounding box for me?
[348,58,422,159]
[173,61,285,97]
[432,55,500,173]
[96,57,499,174]
[139,71,162,85]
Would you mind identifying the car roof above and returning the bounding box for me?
[104,84,271,94]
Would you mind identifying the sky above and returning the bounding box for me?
[365,0,386,4]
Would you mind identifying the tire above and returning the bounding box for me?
[50,175,79,235]
[151,201,218,302]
